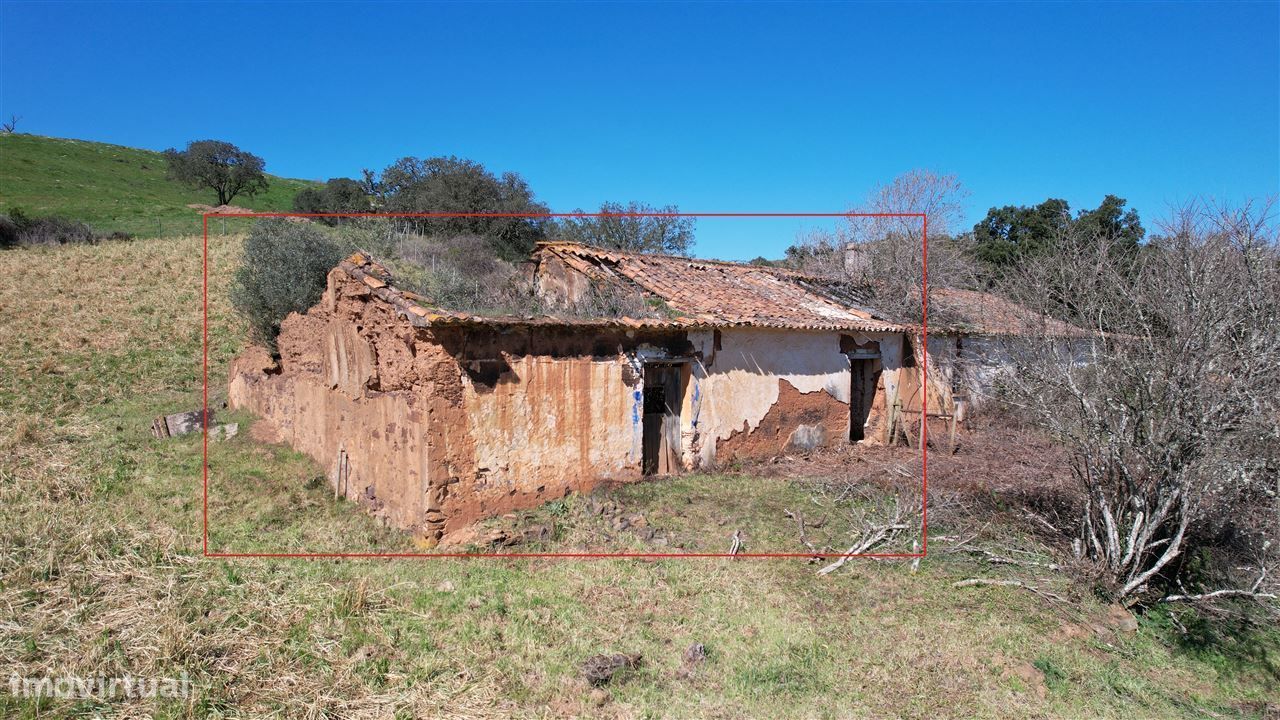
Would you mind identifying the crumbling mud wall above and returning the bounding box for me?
[230,269,666,539]
[229,270,442,537]
[427,325,696,533]
[895,334,957,422]
[452,355,639,517]
[714,377,850,460]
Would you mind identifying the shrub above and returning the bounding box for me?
[0,208,121,246]
[0,215,18,248]
[999,200,1279,604]
[231,219,348,350]
[326,222,662,320]
[16,216,98,246]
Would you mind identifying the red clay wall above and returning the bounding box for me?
[229,270,659,541]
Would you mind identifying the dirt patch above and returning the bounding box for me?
[248,418,282,444]
[738,410,1076,523]
[1003,661,1048,700]
[189,204,310,222]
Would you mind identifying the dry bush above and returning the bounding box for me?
[998,199,1280,605]
[0,209,128,247]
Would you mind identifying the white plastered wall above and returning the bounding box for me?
[680,328,905,467]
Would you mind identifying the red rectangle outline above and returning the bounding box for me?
[202,212,928,559]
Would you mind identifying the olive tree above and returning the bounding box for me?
[231,220,347,350]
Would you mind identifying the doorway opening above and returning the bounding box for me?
[642,363,683,475]
[849,351,883,442]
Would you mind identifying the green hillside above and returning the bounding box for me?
[0,133,319,237]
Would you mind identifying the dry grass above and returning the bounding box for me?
[0,235,1276,718]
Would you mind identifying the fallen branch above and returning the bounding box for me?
[952,577,1068,604]
[1162,566,1277,604]
[1023,510,1060,534]
[1161,589,1278,603]
[784,509,822,560]
[953,546,1062,571]
[817,523,908,576]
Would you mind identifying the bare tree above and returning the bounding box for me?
[1,115,19,133]
[789,170,979,322]
[999,198,1280,605]
[559,201,695,256]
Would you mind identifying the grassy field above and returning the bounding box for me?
[0,234,1276,718]
[0,133,318,237]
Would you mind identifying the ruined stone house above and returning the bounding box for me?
[228,242,967,541]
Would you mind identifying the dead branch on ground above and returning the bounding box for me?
[952,577,1068,604]
[784,508,824,561]
[817,490,918,576]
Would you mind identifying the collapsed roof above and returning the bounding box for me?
[532,241,903,333]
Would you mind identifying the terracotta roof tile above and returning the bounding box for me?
[338,246,1081,338]
[535,242,903,333]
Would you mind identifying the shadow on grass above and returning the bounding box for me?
[1145,603,1280,684]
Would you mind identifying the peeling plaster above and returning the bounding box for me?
[686,328,904,466]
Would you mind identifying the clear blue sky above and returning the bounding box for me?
[2,1,1277,260]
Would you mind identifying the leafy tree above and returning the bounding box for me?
[1073,194,1145,254]
[231,220,346,350]
[558,202,695,255]
[973,198,1072,269]
[163,140,269,206]
[974,196,1145,274]
[366,156,549,261]
[293,178,373,224]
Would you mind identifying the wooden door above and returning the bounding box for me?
[642,364,682,475]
